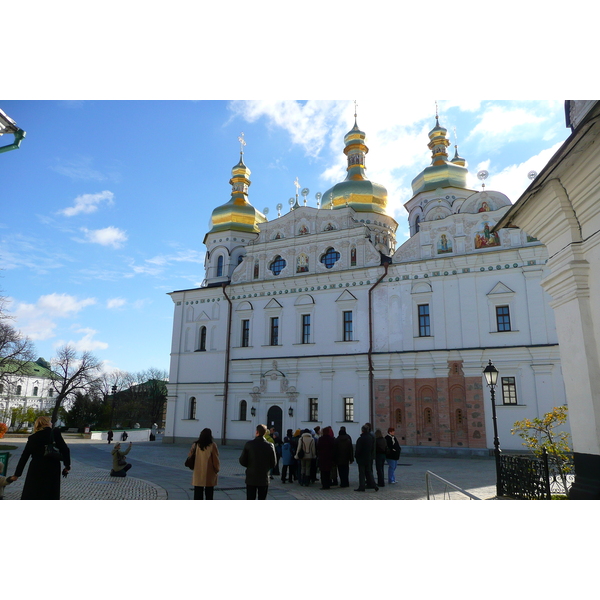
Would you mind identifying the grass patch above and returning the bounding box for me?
[0,444,18,451]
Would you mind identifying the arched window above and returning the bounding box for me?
[239,399,247,421]
[189,397,197,420]
[198,326,207,351]
[415,215,421,233]
[16,385,22,395]
[33,386,39,396]
[216,255,224,277]
[350,246,357,266]
[320,247,340,269]
[253,261,259,280]
[269,255,286,276]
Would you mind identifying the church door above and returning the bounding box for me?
[266,405,283,437]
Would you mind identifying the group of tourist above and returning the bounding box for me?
[187,422,402,500]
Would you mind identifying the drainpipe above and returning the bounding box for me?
[221,283,233,445]
[0,129,26,154]
[368,261,389,425]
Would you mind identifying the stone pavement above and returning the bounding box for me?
[1,436,498,500]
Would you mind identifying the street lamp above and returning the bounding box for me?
[250,406,256,417]
[483,359,502,496]
[288,406,294,417]
[109,384,117,429]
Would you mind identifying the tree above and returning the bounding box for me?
[0,293,36,384]
[48,345,102,425]
[511,405,573,492]
[10,405,45,432]
[61,391,106,430]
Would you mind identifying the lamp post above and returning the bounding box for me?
[483,359,503,496]
[109,384,117,429]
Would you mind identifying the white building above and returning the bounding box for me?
[165,114,567,454]
[0,360,56,429]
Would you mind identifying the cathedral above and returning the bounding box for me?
[164,111,567,453]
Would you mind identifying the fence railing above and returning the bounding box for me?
[498,450,573,499]
[425,471,482,500]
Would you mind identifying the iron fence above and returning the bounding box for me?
[498,450,573,499]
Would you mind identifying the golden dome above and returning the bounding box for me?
[411,117,469,194]
[321,119,388,214]
[207,155,266,236]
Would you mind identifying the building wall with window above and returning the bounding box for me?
[165,116,568,451]
[0,360,55,429]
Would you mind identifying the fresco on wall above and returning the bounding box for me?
[296,253,309,273]
[437,234,453,254]
[474,221,501,249]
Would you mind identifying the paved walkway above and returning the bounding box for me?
[1,436,498,500]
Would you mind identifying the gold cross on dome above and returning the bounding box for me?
[354,99,358,119]
[238,132,246,154]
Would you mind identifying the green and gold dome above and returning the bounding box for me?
[321,118,388,214]
[410,117,470,194]
[206,154,266,236]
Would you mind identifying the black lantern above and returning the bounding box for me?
[483,359,502,496]
[250,406,256,417]
[288,406,294,417]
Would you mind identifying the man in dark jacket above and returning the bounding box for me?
[354,425,378,492]
[239,423,277,500]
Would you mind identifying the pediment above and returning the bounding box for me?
[487,282,515,296]
[264,298,283,309]
[196,311,211,321]
[335,290,357,303]
[295,294,315,306]
[236,301,253,311]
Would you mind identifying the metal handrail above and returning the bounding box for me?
[425,470,482,500]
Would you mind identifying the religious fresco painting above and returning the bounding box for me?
[437,233,453,254]
[296,253,309,273]
[474,221,500,249]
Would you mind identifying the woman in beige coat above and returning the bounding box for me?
[189,428,220,500]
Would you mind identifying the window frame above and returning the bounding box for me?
[496,305,511,332]
[343,310,353,342]
[418,304,431,337]
[301,313,311,344]
[241,319,250,347]
[308,397,319,422]
[270,316,280,346]
[343,396,354,422]
[501,377,518,405]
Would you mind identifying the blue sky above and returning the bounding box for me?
[1,100,570,374]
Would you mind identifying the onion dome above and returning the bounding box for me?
[321,117,388,214]
[207,154,266,236]
[451,144,466,167]
[411,117,469,194]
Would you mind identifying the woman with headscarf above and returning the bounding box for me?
[12,415,71,500]
[111,441,133,477]
[189,428,220,500]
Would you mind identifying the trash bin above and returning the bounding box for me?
[0,451,11,477]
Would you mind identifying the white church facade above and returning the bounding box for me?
[164,114,567,453]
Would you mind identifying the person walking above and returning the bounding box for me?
[295,429,316,486]
[107,429,114,444]
[110,441,133,477]
[375,429,387,488]
[334,426,354,488]
[189,428,220,500]
[385,427,402,484]
[354,425,378,492]
[239,424,277,500]
[316,426,336,489]
[12,416,71,500]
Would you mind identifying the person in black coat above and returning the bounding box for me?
[334,426,354,488]
[354,425,378,492]
[239,423,277,500]
[13,416,71,500]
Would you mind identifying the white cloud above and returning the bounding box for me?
[59,190,115,217]
[81,226,128,248]
[107,298,126,309]
[8,293,96,341]
[51,156,108,181]
[66,327,109,352]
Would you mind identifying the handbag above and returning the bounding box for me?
[185,443,196,470]
[43,429,62,462]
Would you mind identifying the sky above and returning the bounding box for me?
[0,99,571,375]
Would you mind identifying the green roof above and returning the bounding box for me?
[0,359,54,378]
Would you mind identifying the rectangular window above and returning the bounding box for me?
[241,319,250,347]
[270,316,279,346]
[418,304,430,337]
[302,314,311,344]
[343,311,353,341]
[501,377,518,405]
[344,397,354,422]
[309,398,318,421]
[496,306,511,332]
